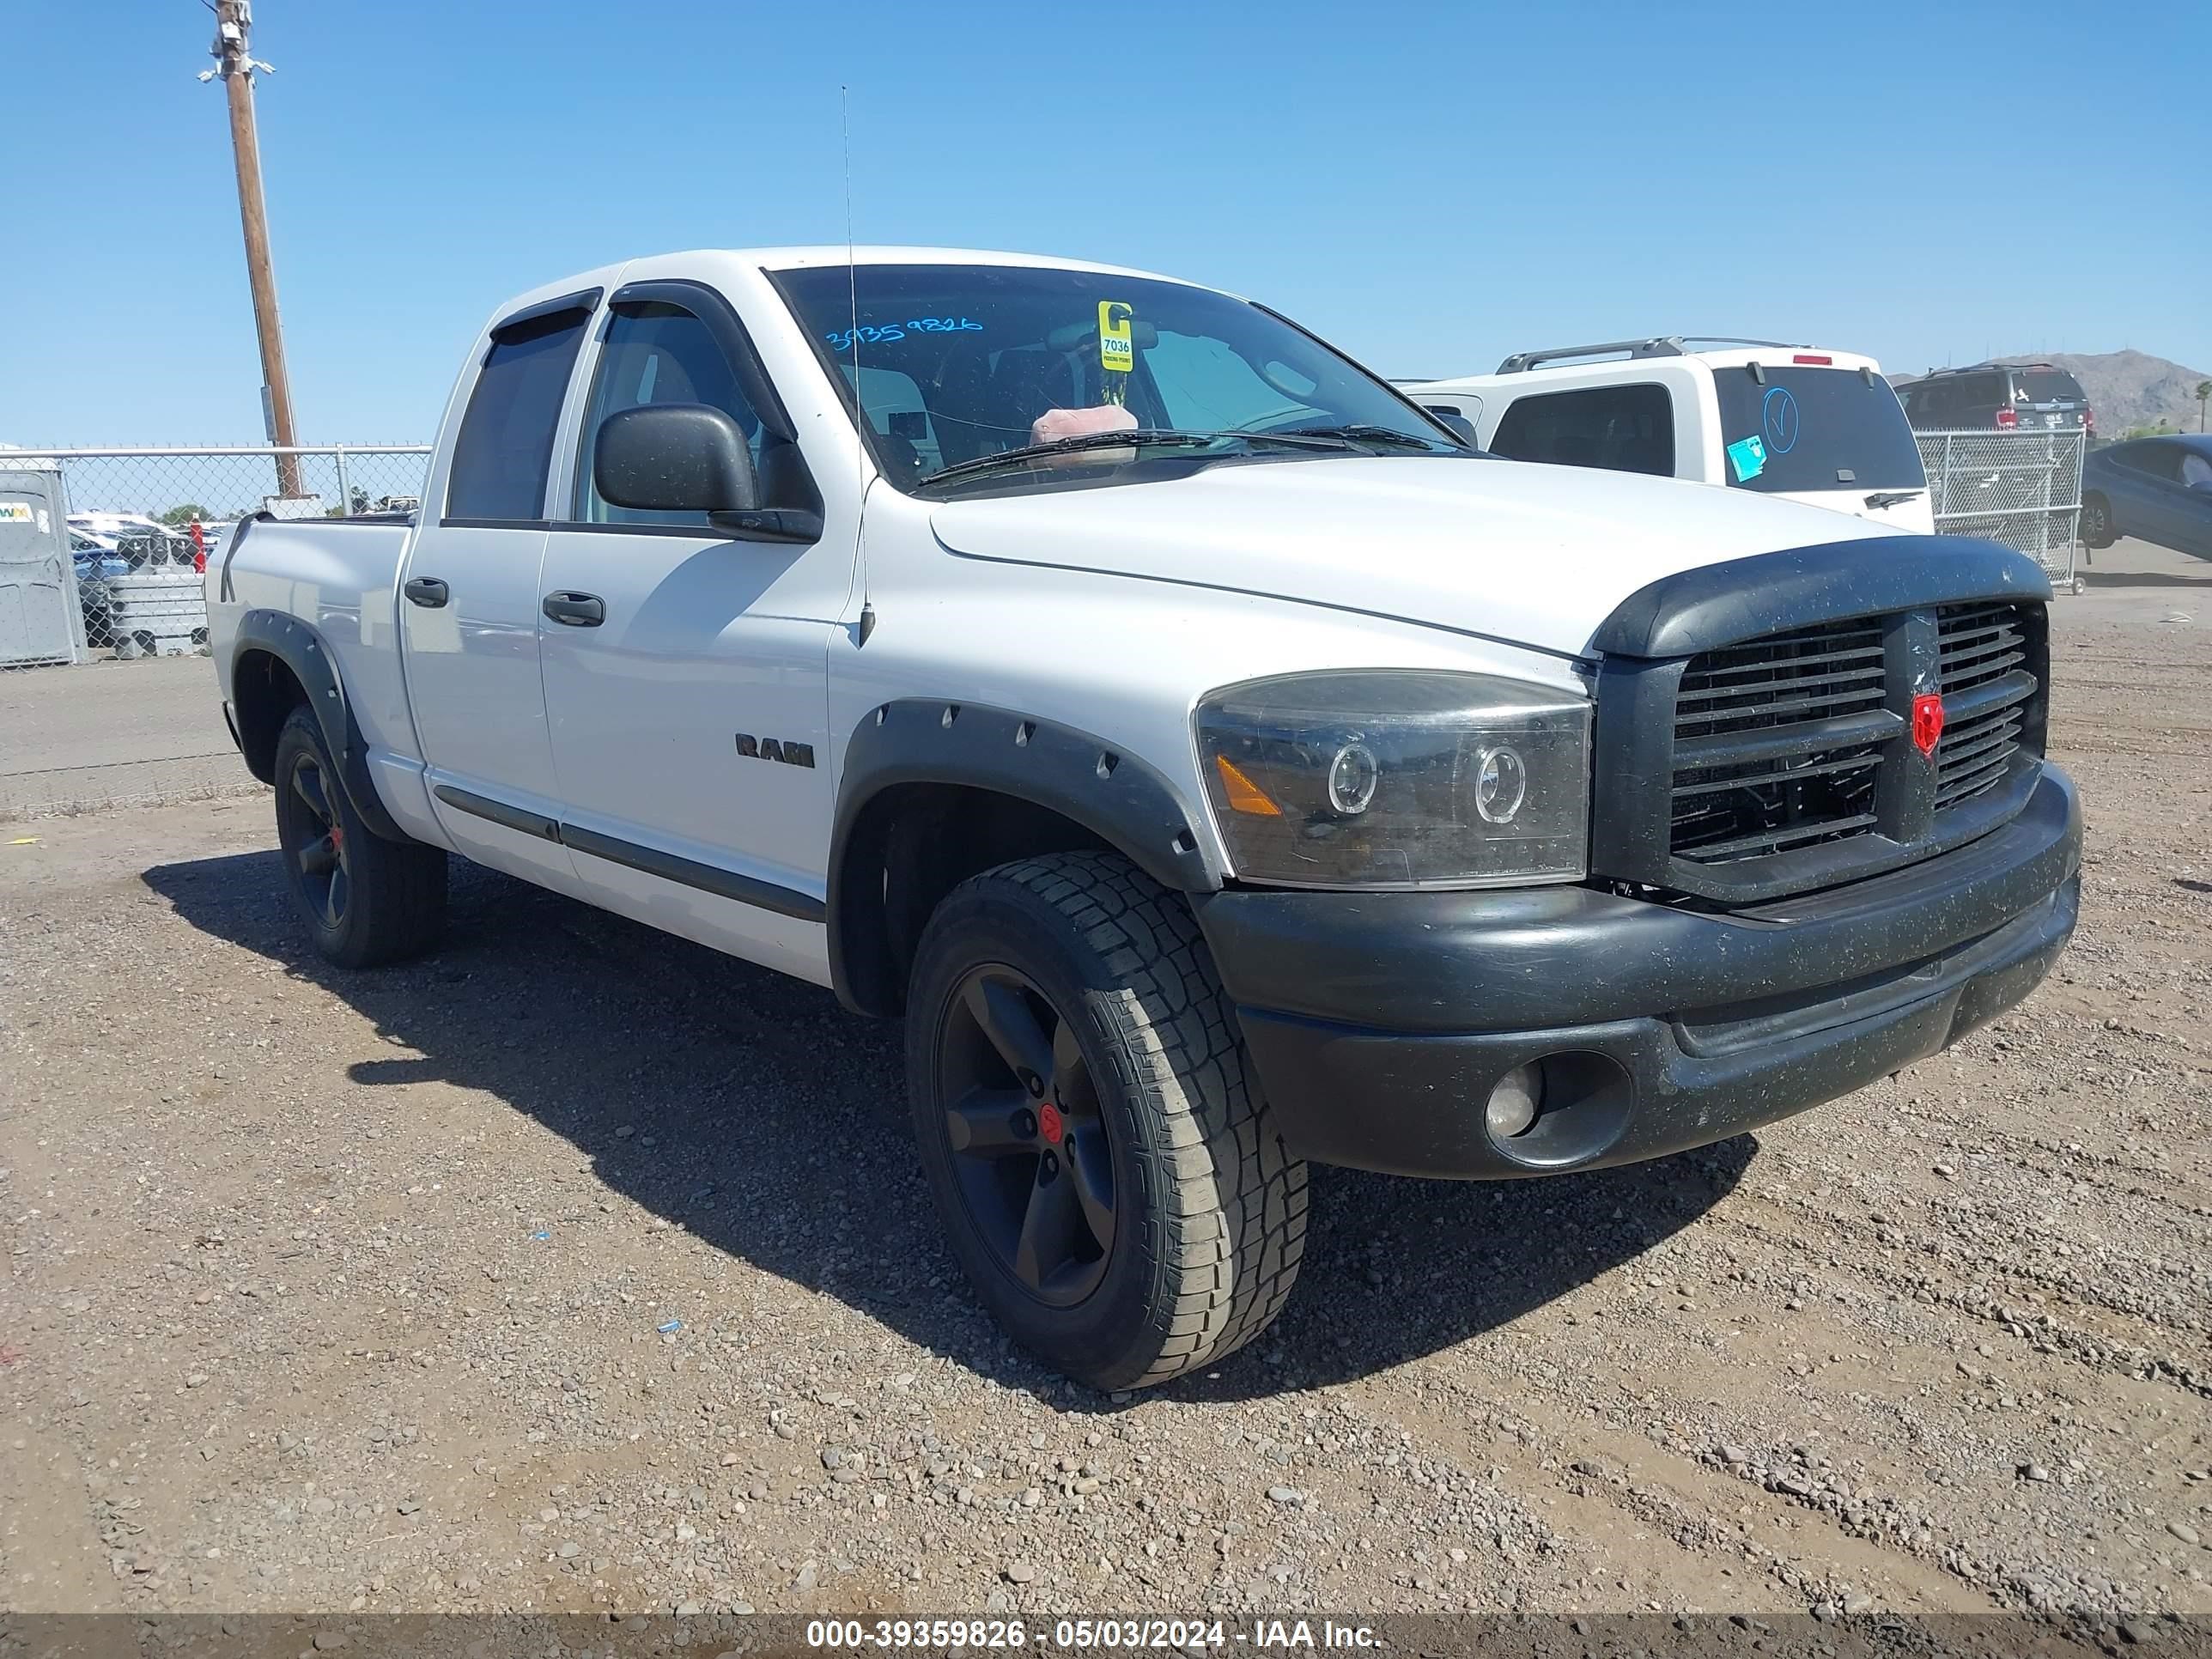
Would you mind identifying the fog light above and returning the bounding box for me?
[1485,1063,1544,1139]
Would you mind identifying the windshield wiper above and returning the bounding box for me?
[915,425,1411,489]
[918,429,1228,488]
[1864,489,1924,509]
[1261,423,1449,452]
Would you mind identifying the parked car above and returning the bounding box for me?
[70,528,129,574]
[1403,337,1935,534]
[70,529,131,644]
[208,248,2080,1390]
[2081,433,2212,557]
[69,512,197,569]
[1899,363,2095,434]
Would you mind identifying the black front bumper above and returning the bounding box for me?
[1193,766,2081,1179]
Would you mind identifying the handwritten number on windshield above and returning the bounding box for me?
[825,318,983,351]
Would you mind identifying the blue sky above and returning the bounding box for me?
[9,0,2207,444]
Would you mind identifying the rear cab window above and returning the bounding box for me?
[1711,366,1924,493]
[446,302,595,522]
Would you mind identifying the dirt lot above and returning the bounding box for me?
[3,557,2209,1625]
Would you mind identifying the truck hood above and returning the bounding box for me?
[931,457,1894,659]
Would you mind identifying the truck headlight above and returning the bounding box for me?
[1194,671,1589,888]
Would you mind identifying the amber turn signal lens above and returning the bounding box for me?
[1214,755,1283,817]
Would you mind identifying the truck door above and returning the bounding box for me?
[537,281,848,985]
[399,291,596,893]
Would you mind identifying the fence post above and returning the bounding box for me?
[334,446,352,518]
[2036,441,2052,561]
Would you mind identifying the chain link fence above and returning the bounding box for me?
[2,445,428,817]
[0,431,2105,819]
[0,445,430,670]
[1914,428,2085,593]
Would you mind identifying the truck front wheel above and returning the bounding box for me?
[272,705,447,969]
[905,852,1308,1390]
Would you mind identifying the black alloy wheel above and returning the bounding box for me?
[281,746,351,930]
[933,963,1116,1308]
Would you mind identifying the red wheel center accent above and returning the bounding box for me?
[1037,1102,1064,1145]
[1911,692,1945,758]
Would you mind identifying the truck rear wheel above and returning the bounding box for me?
[905,852,1307,1390]
[272,704,447,969]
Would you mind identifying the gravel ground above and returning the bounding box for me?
[3,600,2208,1625]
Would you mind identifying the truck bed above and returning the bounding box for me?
[208,512,421,776]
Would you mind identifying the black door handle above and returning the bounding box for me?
[542,592,605,627]
[403,576,448,608]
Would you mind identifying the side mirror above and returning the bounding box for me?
[1424,405,1480,447]
[594,404,761,516]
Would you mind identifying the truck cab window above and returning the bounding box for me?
[446,307,592,522]
[1490,384,1674,477]
[574,303,765,526]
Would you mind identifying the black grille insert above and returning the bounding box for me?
[1934,602,2033,811]
[1670,618,1890,862]
[1665,602,2042,872]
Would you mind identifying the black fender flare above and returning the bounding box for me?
[231,608,409,842]
[826,699,1222,1013]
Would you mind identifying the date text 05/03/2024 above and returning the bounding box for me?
[803,1618,1381,1650]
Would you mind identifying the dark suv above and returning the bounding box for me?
[1899,363,2094,434]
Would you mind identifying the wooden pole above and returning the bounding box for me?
[212,1,303,498]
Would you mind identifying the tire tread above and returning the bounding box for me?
[275,706,446,969]
[965,852,1308,1388]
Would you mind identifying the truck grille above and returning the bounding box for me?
[1665,603,2044,872]
[1669,617,1889,861]
[1934,602,2030,810]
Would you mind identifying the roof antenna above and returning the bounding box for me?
[843,85,877,647]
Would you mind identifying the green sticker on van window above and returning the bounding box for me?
[1725,434,1767,482]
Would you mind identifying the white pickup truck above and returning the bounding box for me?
[209,247,2080,1389]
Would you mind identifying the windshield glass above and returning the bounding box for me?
[1711,366,1926,494]
[2011,370,2086,404]
[774,264,1458,492]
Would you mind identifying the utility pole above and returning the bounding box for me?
[202,0,303,498]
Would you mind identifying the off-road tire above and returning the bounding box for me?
[906,851,1308,1390]
[272,704,447,969]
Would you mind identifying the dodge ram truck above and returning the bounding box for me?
[209,247,2081,1389]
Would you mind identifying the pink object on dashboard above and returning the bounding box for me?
[1030,404,1138,452]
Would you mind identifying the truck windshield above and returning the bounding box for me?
[773,264,1461,493]
[1711,366,1926,495]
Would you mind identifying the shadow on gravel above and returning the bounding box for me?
[2078,567,2212,588]
[145,849,1749,1404]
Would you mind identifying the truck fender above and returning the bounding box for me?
[230,608,409,843]
[827,700,1223,1013]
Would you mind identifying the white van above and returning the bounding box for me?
[1405,337,1935,535]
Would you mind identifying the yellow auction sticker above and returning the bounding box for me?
[1098,301,1134,376]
